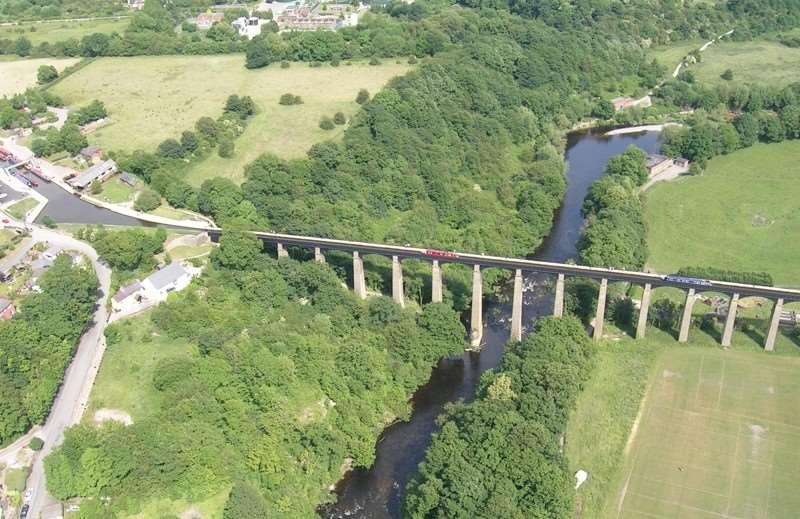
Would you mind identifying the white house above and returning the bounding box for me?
[232,16,263,39]
[111,262,200,320]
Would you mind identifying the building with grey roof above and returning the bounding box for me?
[68,159,118,190]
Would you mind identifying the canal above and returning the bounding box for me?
[320,129,664,518]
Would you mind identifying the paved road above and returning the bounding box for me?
[0,227,112,518]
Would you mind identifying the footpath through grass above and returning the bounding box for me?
[688,40,800,86]
[645,141,800,287]
[51,56,411,185]
[568,328,800,519]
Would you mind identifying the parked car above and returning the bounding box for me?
[20,503,30,518]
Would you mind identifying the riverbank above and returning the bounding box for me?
[604,122,682,136]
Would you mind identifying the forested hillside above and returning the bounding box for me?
[44,233,466,517]
[0,255,98,446]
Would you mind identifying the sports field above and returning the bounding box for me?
[645,141,800,287]
[51,56,411,185]
[616,348,800,519]
[0,56,80,97]
[0,18,129,45]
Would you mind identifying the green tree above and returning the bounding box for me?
[134,188,161,212]
[212,231,263,271]
[223,482,271,519]
[355,89,370,105]
[37,65,59,84]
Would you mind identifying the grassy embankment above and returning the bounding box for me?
[0,18,129,45]
[51,56,411,186]
[0,57,80,97]
[4,197,38,220]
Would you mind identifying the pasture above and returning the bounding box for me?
[615,348,800,519]
[0,18,129,45]
[0,56,80,97]
[50,56,411,185]
[645,141,800,288]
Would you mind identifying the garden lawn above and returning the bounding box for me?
[682,39,800,86]
[97,177,137,203]
[0,18,129,45]
[645,141,800,287]
[4,197,38,220]
[51,56,411,185]
[0,56,80,97]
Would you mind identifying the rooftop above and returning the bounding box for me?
[113,281,143,303]
[69,159,117,189]
[145,262,189,291]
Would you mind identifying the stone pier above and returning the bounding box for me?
[431,260,443,303]
[314,247,325,263]
[553,273,565,318]
[352,251,366,299]
[764,298,784,352]
[593,278,608,341]
[277,243,288,259]
[636,283,652,339]
[721,293,740,347]
[678,288,696,343]
[392,256,404,307]
[510,269,523,342]
[471,265,483,347]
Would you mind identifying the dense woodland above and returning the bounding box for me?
[45,232,467,517]
[0,255,98,446]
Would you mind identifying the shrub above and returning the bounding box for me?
[721,69,734,81]
[280,60,290,68]
[157,138,184,159]
[89,181,103,195]
[333,112,346,125]
[29,437,44,451]
[279,93,302,105]
[369,57,381,66]
[37,65,58,84]
[219,138,235,158]
[330,57,340,67]
[408,56,418,64]
[319,117,335,130]
[355,89,369,105]
[309,61,322,68]
[42,216,57,229]
[134,188,161,212]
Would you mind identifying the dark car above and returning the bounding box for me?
[20,503,30,518]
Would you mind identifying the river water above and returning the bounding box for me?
[320,129,664,518]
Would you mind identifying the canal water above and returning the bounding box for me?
[30,181,147,226]
[320,129,664,518]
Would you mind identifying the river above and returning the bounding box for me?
[320,129,664,518]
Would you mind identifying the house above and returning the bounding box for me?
[196,12,225,29]
[645,154,690,177]
[119,172,139,187]
[232,16,264,39]
[111,262,201,320]
[0,297,16,320]
[78,144,103,165]
[68,159,118,190]
[125,0,145,10]
[277,3,361,31]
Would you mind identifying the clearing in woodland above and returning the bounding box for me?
[51,55,411,185]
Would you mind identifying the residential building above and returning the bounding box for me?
[276,3,361,31]
[0,297,16,320]
[78,144,103,165]
[196,12,225,29]
[125,0,145,10]
[232,16,263,39]
[67,159,118,190]
[111,262,201,320]
[645,154,690,177]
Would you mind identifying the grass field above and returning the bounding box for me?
[615,348,800,519]
[0,18,129,45]
[645,141,800,287]
[691,40,800,86]
[87,313,196,423]
[4,197,38,219]
[649,40,703,71]
[0,56,80,97]
[97,177,137,203]
[51,56,411,185]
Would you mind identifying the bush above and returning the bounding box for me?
[134,188,161,212]
[157,138,184,159]
[309,61,322,68]
[721,69,734,81]
[369,57,381,66]
[89,181,103,195]
[280,60,290,68]
[42,216,57,229]
[319,117,335,130]
[355,89,369,105]
[330,57,340,67]
[279,93,302,105]
[29,437,44,451]
[219,138,235,158]
[333,112,346,125]
[408,56,418,64]
[37,65,58,84]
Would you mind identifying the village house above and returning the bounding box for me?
[276,3,361,31]
[77,144,103,165]
[111,262,201,320]
[232,16,263,39]
[645,154,690,177]
[125,0,145,10]
[68,159,118,190]
[0,297,16,320]
[196,12,225,29]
